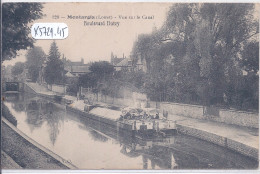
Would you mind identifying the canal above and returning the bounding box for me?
[3,93,258,169]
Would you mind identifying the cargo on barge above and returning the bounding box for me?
[66,104,177,138]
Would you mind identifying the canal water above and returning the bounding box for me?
[3,93,258,169]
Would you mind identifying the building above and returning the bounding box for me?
[37,56,90,85]
[110,52,133,71]
[63,56,90,77]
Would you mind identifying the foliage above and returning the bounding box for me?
[11,62,24,76]
[76,3,259,111]
[2,3,43,61]
[78,73,98,88]
[130,3,259,110]
[26,47,46,82]
[89,61,115,80]
[131,31,162,72]
[66,84,79,96]
[241,41,259,73]
[65,76,79,96]
[27,66,39,82]
[44,42,64,85]
[78,61,114,94]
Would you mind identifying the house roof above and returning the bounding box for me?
[112,58,125,65]
[71,65,90,73]
[69,61,83,66]
[64,59,85,66]
[116,58,132,67]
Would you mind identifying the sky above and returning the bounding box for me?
[3,2,172,66]
[3,2,259,66]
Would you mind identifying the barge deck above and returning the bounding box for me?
[66,105,177,138]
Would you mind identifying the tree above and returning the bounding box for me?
[131,31,162,73]
[157,3,258,106]
[234,40,259,110]
[89,61,115,80]
[26,47,46,82]
[2,3,43,61]
[130,3,259,110]
[11,62,24,76]
[78,73,98,88]
[44,42,64,85]
[194,4,258,105]
[241,41,259,74]
[78,61,115,97]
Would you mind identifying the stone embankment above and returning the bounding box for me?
[2,117,77,169]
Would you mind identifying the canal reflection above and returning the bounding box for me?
[3,93,258,169]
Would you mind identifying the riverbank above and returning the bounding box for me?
[24,82,259,161]
[1,151,22,169]
[2,118,77,169]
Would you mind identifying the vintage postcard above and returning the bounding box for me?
[1,1,259,171]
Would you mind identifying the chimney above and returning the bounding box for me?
[81,58,84,64]
[111,52,114,64]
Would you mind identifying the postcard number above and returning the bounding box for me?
[31,23,68,39]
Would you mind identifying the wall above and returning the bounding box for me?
[81,88,146,107]
[222,109,257,128]
[82,89,258,128]
[97,93,135,107]
[176,124,258,160]
[160,102,258,129]
[160,102,204,119]
[48,84,66,94]
[23,83,37,94]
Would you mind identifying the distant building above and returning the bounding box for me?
[110,52,133,71]
[62,56,90,77]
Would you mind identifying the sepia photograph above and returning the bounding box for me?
[1,1,259,171]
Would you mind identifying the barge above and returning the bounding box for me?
[66,103,177,138]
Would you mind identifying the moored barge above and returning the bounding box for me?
[66,103,177,138]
